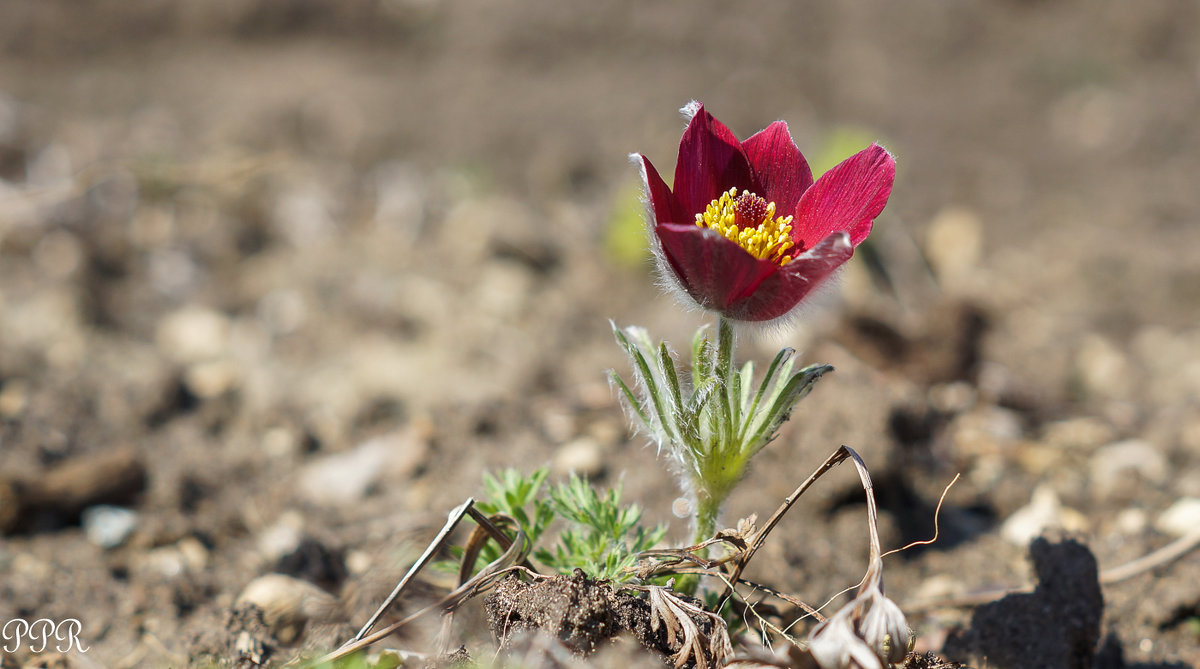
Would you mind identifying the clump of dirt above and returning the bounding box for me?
[485,571,712,665]
[187,603,277,669]
[943,536,1104,669]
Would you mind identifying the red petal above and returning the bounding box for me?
[741,121,813,216]
[792,144,895,248]
[673,105,754,217]
[655,223,777,313]
[637,154,684,225]
[723,232,854,321]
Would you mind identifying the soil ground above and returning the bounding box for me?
[1,1,1199,667]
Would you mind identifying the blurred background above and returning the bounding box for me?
[1,1,1199,666]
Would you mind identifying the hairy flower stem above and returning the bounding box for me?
[690,316,736,550]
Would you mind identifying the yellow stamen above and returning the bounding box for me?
[695,187,795,265]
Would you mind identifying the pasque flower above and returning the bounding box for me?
[635,103,896,322]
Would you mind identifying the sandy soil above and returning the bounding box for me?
[1,1,1199,667]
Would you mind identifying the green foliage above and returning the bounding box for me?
[469,468,665,583]
[604,182,651,268]
[536,475,666,580]
[809,126,885,177]
[612,318,831,544]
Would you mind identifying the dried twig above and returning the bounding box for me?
[717,447,852,610]
[309,502,530,666]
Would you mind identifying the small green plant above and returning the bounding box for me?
[466,468,666,583]
[612,318,830,546]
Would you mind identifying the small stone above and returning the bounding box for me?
[1114,508,1148,535]
[344,550,372,576]
[1001,485,1063,546]
[262,427,301,459]
[1073,335,1136,402]
[82,505,139,549]
[553,438,604,477]
[177,536,210,572]
[0,378,29,419]
[184,359,242,399]
[950,405,1024,457]
[928,381,976,413]
[924,206,984,287]
[1090,439,1167,500]
[236,573,340,644]
[297,429,427,508]
[156,306,231,364]
[1154,498,1200,538]
[258,513,305,562]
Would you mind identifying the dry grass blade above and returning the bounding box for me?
[718,447,852,609]
[307,506,530,666]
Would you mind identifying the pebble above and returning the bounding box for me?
[258,512,305,562]
[1073,335,1136,402]
[553,437,604,477]
[1154,498,1200,537]
[1000,485,1088,546]
[1089,439,1168,500]
[184,359,242,399]
[236,573,341,644]
[82,505,139,548]
[0,378,29,419]
[1114,508,1148,535]
[949,405,1025,457]
[156,306,231,364]
[297,429,428,508]
[924,206,984,287]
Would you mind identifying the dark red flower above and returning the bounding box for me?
[636,103,896,322]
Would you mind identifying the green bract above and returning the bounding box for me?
[611,317,831,544]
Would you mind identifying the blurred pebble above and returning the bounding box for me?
[0,378,28,418]
[924,206,983,287]
[1114,508,1148,535]
[928,381,976,413]
[177,536,210,571]
[262,426,301,459]
[258,511,305,562]
[1073,335,1135,402]
[82,505,139,549]
[1154,498,1200,537]
[297,429,428,508]
[553,437,604,477]
[1039,417,1115,453]
[949,405,1024,457]
[1090,439,1167,500]
[156,306,231,364]
[540,406,577,444]
[236,573,341,645]
[1001,485,1087,545]
[344,549,372,576]
[298,440,389,508]
[184,359,242,399]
